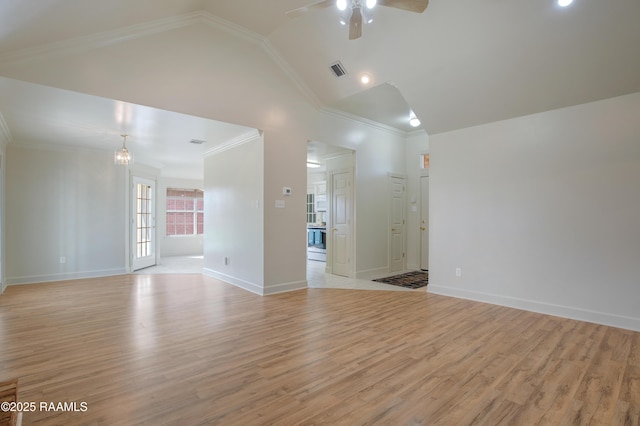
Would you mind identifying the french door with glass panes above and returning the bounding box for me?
[131,176,156,271]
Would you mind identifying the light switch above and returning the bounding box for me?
[275,200,285,208]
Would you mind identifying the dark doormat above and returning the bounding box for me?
[373,271,429,289]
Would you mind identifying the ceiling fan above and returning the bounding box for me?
[287,0,429,40]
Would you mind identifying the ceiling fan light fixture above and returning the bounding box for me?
[409,117,421,127]
[337,0,348,11]
[558,0,573,6]
[366,0,377,9]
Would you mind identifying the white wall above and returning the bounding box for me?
[428,93,640,331]
[0,18,418,291]
[203,134,265,294]
[158,177,204,257]
[263,129,308,292]
[6,145,127,284]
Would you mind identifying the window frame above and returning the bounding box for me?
[166,188,204,237]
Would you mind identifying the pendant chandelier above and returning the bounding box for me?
[114,134,133,165]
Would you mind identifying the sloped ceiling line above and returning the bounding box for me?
[0,9,416,134]
[0,10,327,122]
[321,107,408,137]
[0,12,204,66]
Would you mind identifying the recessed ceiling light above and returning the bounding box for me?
[337,0,347,11]
[366,0,377,9]
[409,110,421,127]
[360,73,372,85]
[558,0,573,7]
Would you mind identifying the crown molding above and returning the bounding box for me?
[205,130,262,157]
[260,41,323,109]
[0,113,12,147]
[0,12,204,67]
[407,128,429,138]
[0,10,324,116]
[197,11,265,45]
[321,107,408,137]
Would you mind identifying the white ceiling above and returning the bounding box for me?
[0,0,639,174]
[0,77,255,179]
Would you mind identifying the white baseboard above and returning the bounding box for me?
[356,267,388,280]
[7,268,128,286]
[203,268,307,296]
[264,280,307,295]
[428,285,640,332]
[203,268,264,295]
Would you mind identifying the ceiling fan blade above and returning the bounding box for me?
[286,0,334,19]
[378,0,429,13]
[349,6,363,40]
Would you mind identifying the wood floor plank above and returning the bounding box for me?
[1,274,639,425]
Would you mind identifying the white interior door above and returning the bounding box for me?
[389,176,406,272]
[331,171,352,277]
[420,175,429,270]
[132,176,156,271]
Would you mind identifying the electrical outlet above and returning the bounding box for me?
[455,267,462,277]
[224,257,229,266]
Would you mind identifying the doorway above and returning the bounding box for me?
[306,141,355,278]
[131,176,157,271]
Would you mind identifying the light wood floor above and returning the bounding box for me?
[1,274,638,425]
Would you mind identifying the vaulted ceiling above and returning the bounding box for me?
[0,0,639,172]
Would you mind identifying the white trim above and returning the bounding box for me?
[407,128,429,138]
[203,268,264,295]
[261,41,323,109]
[428,285,640,333]
[355,267,388,280]
[0,12,204,66]
[198,11,264,45]
[0,11,323,117]
[1,281,6,294]
[7,268,128,285]
[264,280,308,295]
[205,130,261,157]
[321,107,408,137]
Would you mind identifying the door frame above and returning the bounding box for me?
[326,167,355,278]
[129,172,158,272]
[420,173,429,271]
[388,173,407,272]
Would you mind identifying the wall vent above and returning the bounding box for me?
[329,61,348,78]
[190,139,206,145]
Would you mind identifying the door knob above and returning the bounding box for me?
[420,227,426,231]
[391,228,396,232]
[332,228,337,232]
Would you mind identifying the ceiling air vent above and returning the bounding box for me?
[189,139,206,145]
[329,61,348,78]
